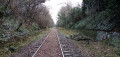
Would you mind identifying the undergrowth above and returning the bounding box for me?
[0,29,49,57]
[58,27,120,57]
[78,29,97,41]
[57,27,79,36]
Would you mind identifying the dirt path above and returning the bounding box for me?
[33,29,62,57]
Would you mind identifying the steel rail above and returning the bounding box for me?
[56,30,65,57]
[32,31,52,57]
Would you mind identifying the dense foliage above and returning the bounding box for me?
[57,0,120,31]
[0,0,54,41]
[57,0,120,47]
[57,6,84,28]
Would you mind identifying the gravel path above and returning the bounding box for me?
[34,29,62,57]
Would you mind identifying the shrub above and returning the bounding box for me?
[114,47,120,56]
[78,29,97,41]
[9,46,16,52]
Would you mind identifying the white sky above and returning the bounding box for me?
[43,0,83,24]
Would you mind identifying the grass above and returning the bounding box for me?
[76,41,120,57]
[57,27,79,36]
[78,29,97,41]
[0,29,49,57]
[58,27,120,57]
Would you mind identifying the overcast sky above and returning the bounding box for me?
[43,0,83,24]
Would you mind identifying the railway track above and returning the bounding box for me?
[31,29,64,57]
[32,31,52,57]
[57,31,73,57]
[11,28,82,57]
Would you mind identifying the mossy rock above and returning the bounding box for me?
[9,46,16,52]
